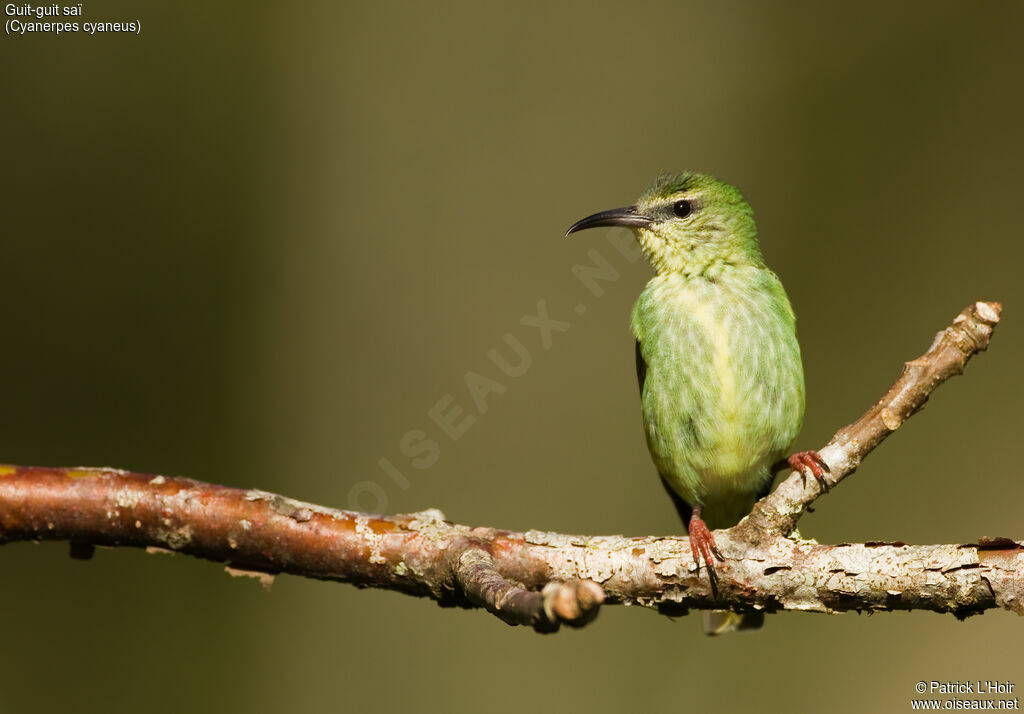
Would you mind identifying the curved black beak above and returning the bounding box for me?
[565,205,651,237]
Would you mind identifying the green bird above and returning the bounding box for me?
[567,172,827,634]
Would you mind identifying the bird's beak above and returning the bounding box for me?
[565,205,651,237]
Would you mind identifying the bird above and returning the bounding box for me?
[566,172,828,634]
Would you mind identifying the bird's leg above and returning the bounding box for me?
[786,450,832,492]
[688,505,723,592]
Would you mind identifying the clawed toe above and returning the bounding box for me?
[688,512,723,593]
[787,450,831,492]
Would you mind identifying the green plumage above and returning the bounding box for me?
[629,173,805,529]
[567,172,811,634]
[633,263,804,528]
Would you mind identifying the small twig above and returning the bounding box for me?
[0,301,1009,629]
[738,300,1002,539]
[449,542,603,632]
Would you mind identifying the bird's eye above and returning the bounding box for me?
[672,200,692,218]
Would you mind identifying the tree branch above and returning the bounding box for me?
[0,301,1011,631]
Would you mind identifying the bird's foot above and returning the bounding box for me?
[787,450,832,492]
[688,509,723,593]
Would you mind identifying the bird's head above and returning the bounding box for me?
[566,173,762,275]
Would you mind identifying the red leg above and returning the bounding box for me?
[688,505,723,591]
[787,450,832,492]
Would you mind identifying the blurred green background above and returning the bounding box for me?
[2,2,1022,712]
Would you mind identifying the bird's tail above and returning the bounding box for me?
[702,610,765,636]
